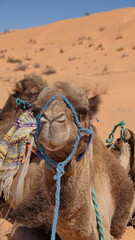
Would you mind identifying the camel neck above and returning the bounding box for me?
[44,150,92,211]
[44,149,99,240]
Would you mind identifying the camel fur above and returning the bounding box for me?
[10,81,134,240]
[108,128,135,226]
[0,76,46,217]
[0,76,46,140]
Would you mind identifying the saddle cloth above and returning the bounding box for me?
[0,110,36,200]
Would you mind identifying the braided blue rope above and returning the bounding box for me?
[92,188,104,240]
[106,120,126,144]
[16,97,32,110]
[34,95,104,240]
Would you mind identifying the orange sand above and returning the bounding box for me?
[0,7,135,240]
[0,219,12,240]
[0,219,134,240]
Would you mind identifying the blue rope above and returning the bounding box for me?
[16,97,32,110]
[92,188,104,240]
[34,95,103,240]
[106,120,126,144]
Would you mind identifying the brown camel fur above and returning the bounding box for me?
[0,76,46,140]
[0,76,46,218]
[10,81,134,240]
[108,128,135,182]
[108,128,135,226]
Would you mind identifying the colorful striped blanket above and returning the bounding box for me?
[0,110,36,200]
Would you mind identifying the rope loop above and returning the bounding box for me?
[53,163,65,180]
[80,127,94,135]
[16,97,32,110]
[106,120,126,144]
[120,120,126,139]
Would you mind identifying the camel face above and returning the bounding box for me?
[15,78,45,103]
[33,81,96,156]
[38,97,78,151]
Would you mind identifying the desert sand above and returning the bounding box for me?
[0,7,135,239]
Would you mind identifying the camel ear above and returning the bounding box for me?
[88,95,100,116]
[16,81,24,93]
[122,129,131,140]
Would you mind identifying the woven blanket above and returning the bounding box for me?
[0,110,36,200]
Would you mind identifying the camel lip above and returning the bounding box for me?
[41,141,67,152]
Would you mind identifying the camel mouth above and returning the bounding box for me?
[42,141,67,152]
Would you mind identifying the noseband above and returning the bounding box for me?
[34,95,94,168]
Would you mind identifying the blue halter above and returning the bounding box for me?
[34,95,94,240]
[16,97,32,110]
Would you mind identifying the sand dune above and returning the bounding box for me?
[0,7,135,239]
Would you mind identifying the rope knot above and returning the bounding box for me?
[119,120,126,127]
[53,162,65,180]
[16,97,32,110]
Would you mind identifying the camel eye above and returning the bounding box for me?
[56,114,66,123]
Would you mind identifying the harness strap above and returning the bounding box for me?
[22,144,36,163]
[15,136,34,205]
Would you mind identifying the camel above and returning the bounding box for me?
[107,128,135,226]
[0,75,47,218]
[9,81,134,240]
[108,128,135,181]
[0,75,46,140]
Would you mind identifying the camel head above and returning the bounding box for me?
[33,81,100,162]
[109,128,135,181]
[13,76,47,104]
